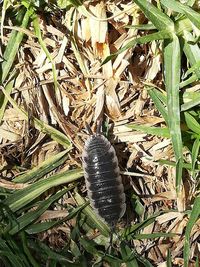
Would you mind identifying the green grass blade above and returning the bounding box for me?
[183,32,200,79]
[80,237,122,265]
[79,238,99,255]
[122,211,168,238]
[134,0,174,31]
[4,169,83,212]
[125,24,156,30]
[175,18,193,37]
[102,30,171,64]
[167,249,172,267]
[184,112,200,134]
[0,237,29,266]
[25,202,88,234]
[147,88,168,124]
[181,92,200,111]
[184,60,200,78]
[186,0,196,6]
[195,257,199,267]
[26,221,59,234]
[159,159,200,171]
[133,232,176,239]
[120,242,154,267]
[120,243,139,267]
[127,124,170,138]
[34,117,72,149]
[191,138,200,178]
[20,232,39,267]
[183,196,200,267]
[28,239,77,265]
[161,0,200,29]
[180,74,197,88]
[161,0,185,13]
[13,149,70,183]
[0,8,30,84]
[164,35,183,192]
[8,189,69,235]
[74,192,110,237]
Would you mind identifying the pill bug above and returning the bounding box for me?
[82,122,126,228]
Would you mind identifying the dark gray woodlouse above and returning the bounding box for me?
[82,124,126,227]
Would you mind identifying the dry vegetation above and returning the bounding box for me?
[0,1,200,266]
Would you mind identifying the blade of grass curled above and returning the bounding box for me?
[127,124,170,138]
[184,196,200,267]
[184,112,200,134]
[184,60,200,78]
[160,0,186,13]
[0,8,30,84]
[4,169,83,212]
[13,150,69,183]
[1,86,71,148]
[102,30,171,64]
[34,117,72,149]
[180,74,197,88]
[182,32,200,79]
[181,93,200,111]
[175,18,193,37]
[159,159,200,171]
[164,34,183,192]
[134,0,174,31]
[161,0,200,29]
[32,14,57,90]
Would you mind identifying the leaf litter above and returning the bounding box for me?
[0,1,199,266]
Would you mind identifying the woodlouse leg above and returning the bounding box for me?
[103,228,118,256]
[85,122,93,135]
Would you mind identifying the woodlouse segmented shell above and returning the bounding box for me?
[82,134,126,227]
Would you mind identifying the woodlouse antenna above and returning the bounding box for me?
[85,122,93,135]
[96,119,102,135]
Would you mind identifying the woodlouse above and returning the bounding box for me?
[82,123,126,228]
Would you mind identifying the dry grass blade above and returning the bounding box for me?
[1,86,72,149]
[0,1,200,266]
[4,169,83,212]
